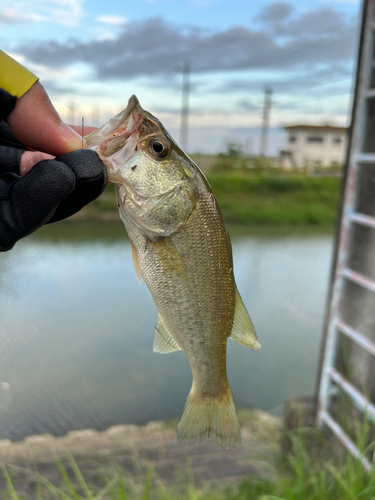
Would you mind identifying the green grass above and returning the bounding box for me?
[229,435,375,500]
[4,432,375,500]
[208,175,340,225]
[79,175,341,226]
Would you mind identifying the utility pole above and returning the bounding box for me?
[180,60,190,151]
[259,88,272,168]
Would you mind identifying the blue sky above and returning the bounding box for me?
[0,0,362,154]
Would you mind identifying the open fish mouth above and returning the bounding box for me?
[85,96,141,150]
[97,97,143,159]
[85,96,145,180]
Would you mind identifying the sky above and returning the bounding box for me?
[0,0,363,154]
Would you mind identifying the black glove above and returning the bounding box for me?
[0,116,107,252]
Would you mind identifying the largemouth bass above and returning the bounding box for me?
[85,96,260,448]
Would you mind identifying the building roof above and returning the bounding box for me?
[284,125,348,133]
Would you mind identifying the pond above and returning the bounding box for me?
[0,221,333,441]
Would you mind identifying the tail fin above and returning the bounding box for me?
[176,385,241,449]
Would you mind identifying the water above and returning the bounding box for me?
[0,222,333,441]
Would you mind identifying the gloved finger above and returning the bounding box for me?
[0,121,24,150]
[1,160,76,250]
[0,144,23,174]
[20,151,55,176]
[47,149,108,223]
[0,122,25,174]
[0,88,17,122]
[7,81,83,156]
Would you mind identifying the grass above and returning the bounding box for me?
[208,175,340,225]
[230,435,375,500]
[3,431,375,500]
[77,174,341,226]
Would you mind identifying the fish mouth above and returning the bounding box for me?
[85,94,165,184]
[99,96,143,159]
[85,95,144,172]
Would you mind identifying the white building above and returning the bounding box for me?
[279,125,348,169]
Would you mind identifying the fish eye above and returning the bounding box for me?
[150,139,168,158]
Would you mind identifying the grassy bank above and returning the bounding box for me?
[209,175,340,225]
[4,434,375,499]
[77,175,341,226]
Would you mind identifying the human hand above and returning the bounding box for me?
[0,82,107,252]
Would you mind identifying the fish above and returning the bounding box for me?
[85,95,260,448]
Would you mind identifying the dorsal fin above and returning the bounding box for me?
[229,289,260,350]
[154,315,182,354]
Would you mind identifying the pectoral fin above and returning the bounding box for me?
[154,315,182,354]
[131,241,142,284]
[229,289,260,350]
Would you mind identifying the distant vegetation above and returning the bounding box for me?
[80,174,341,226]
[77,164,341,226]
[208,174,340,225]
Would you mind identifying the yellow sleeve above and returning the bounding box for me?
[0,50,39,99]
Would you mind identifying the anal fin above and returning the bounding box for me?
[229,289,260,350]
[154,315,182,354]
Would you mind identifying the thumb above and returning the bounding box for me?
[6,81,84,156]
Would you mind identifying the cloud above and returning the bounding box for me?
[255,3,355,38]
[153,104,257,117]
[0,10,45,24]
[38,0,85,26]
[213,65,353,95]
[0,0,85,27]
[17,5,358,81]
[42,79,75,95]
[236,100,259,112]
[96,15,128,26]
[255,3,293,24]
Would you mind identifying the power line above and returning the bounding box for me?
[291,76,352,94]
[272,76,352,98]
[278,90,352,107]
[245,23,358,70]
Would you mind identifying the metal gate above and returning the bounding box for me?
[317,0,375,471]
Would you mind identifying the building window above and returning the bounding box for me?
[307,136,324,143]
[333,137,342,144]
[289,135,297,143]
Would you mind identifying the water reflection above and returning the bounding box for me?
[0,222,333,441]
